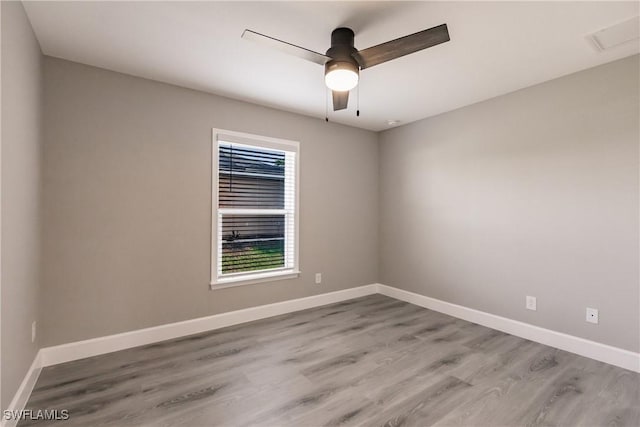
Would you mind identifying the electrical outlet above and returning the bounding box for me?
[586,307,599,324]
[315,273,322,284]
[526,296,537,311]
[31,321,37,343]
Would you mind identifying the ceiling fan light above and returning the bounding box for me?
[324,61,359,91]
[325,69,359,91]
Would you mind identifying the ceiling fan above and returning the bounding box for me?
[242,24,450,112]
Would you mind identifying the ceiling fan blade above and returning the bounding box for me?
[242,29,330,66]
[332,90,349,111]
[353,24,450,69]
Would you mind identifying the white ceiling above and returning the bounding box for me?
[23,1,639,131]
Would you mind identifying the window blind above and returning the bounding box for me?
[217,142,296,276]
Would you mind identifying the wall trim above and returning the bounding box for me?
[35,283,640,371]
[39,284,378,367]
[1,352,43,427]
[376,284,640,373]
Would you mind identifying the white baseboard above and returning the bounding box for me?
[376,284,640,373]
[40,284,378,367]
[1,352,43,427]
[34,283,640,371]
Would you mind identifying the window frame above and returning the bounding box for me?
[210,128,300,290]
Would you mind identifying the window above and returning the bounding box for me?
[211,129,299,288]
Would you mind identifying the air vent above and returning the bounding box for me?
[589,16,639,51]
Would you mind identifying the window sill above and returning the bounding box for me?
[210,270,301,290]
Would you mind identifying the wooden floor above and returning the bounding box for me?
[21,295,639,427]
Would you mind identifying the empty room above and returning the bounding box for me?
[1,1,639,426]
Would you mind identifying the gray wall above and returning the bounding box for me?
[41,57,379,347]
[1,1,43,409]
[379,55,639,352]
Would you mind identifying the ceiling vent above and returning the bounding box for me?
[589,16,639,51]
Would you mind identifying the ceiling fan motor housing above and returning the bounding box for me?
[325,27,360,80]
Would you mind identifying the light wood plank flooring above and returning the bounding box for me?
[20,295,640,426]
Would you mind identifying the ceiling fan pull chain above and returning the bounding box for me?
[325,88,329,122]
[357,67,361,117]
